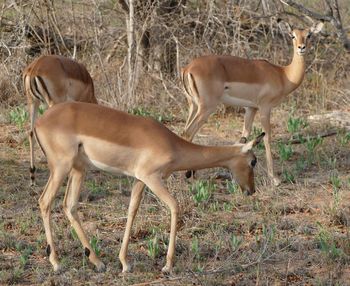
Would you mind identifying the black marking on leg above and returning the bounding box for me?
[29,131,33,137]
[46,244,51,256]
[30,166,36,174]
[30,167,36,184]
[84,247,90,257]
[239,137,247,144]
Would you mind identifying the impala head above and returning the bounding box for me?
[283,21,324,56]
[229,133,265,195]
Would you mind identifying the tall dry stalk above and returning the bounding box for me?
[126,0,136,106]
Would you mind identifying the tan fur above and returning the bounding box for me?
[181,23,323,186]
[23,55,98,185]
[34,102,264,273]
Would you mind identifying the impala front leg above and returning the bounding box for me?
[260,109,281,186]
[144,175,179,274]
[119,180,145,273]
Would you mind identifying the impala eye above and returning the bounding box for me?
[251,158,257,167]
[307,33,311,39]
[291,34,296,39]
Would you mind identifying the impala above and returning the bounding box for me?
[34,102,264,273]
[181,22,323,185]
[23,55,98,185]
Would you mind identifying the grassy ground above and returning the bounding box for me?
[1,103,350,285]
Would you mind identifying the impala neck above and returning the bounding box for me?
[173,144,241,172]
[282,48,306,95]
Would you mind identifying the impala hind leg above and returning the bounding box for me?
[183,104,215,178]
[260,110,281,186]
[119,180,145,273]
[143,175,179,274]
[240,107,258,143]
[184,104,215,142]
[39,166,69,272]
[63,167,105,272]
[28,98,40,186]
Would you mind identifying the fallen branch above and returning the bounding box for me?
[279,130,338,145]
[128,276,184,286]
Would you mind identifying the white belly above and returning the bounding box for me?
[221,94,258,108]
[222,82,267,108]
[89,159,133,176]
[79,135,137,177]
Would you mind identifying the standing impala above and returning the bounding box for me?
[23,55,98,185]
[181,22,323,185]
[34,102,264,273]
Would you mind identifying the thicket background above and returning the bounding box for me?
[0,0,349,114]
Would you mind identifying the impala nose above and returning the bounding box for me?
[240,184,255,196]
[297,45,306,55]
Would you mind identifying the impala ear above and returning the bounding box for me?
[278,19,293,35]
[241,133,265,153]
[285,22,293,34]
[310,21,324,34]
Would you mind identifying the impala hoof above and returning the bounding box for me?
[122,263,132,273]
[161,265,173,275]
[273,177,281,186]
[30,179,36,187]
[53,263,62,273]
[95,261,106,272]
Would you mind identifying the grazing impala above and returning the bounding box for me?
[23,55,98,185]
[34,102,264,273]
[181,22,323,185]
